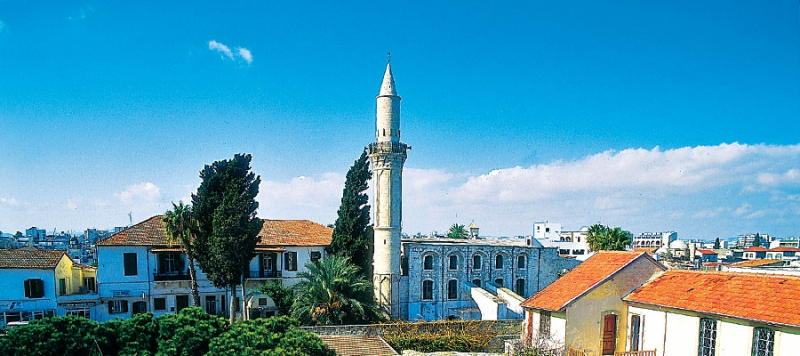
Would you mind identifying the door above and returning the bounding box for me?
[205,295,217,315]
[602,314,617,355]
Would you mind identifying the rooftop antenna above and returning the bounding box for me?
[128,212,133,227]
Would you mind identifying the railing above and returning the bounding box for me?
[616,350,656,356]
[368,141,408,155]
[248,270,282,279]
[153,272,190,281]
[568,346,586,356]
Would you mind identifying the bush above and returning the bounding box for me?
[206,316,334,356]
[0,315,103,356]
[156,307,228,356]
[381,320,497,353]
[117,312,158,356]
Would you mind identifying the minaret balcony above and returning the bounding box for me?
[368,141,408,155]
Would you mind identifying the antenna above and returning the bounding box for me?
[128,212,133,226]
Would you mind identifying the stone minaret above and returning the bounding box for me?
[368,61,407,319]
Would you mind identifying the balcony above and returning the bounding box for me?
[153,272,190,281]
[248,270,282,279]
[368,141,408,155]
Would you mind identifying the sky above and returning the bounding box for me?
[1,1,799,240]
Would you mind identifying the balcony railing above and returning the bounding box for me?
[368,141,408,155]
[153,272,190,281]
[616,351,657,356]
[248,270,282,279]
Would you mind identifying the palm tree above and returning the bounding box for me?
[446,223,468,239]
[163,202,200,307]
[586,224,631,251]
[291,255,381,325]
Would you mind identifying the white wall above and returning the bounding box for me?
[717,321,752,356]
[628,306,666,354]
[663,312,699,356]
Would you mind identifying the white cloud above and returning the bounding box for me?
[208,40,234,60]
[208,40,253,65]
[115,182,162,204]
[237,47,252,65]
[0,197,21,206]
[257,173,344,224]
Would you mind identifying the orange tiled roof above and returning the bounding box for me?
[696,249,716,255]
[744,246,767,252]
[768,247,800,252]
[259,220,332,246]
[0,249,66,269]
[520,251,662,311]
[318,335,398,356]
[97,215,332,247]
[625,270,800,327]
[731,259,784,268]
[634,248,657,255]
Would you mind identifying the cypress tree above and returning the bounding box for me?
[328,150,374,279]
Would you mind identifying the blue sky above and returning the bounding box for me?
[1,1,799,240]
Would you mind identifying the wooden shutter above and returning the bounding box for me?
[124,253,137,276]
[108,301,113,314]
[24,279,31,298]
[602,314,617,354]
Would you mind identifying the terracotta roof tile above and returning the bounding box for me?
[521,251,661,311]
[96,215,332,247]
[768,247,800,252]
[625,270,800,327]
[0,249,66,269]
[731,259,784,267]
[696,249,717,255]
[318,335,398,356]
[744,246,767,252]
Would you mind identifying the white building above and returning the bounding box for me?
[95,215,331,322]
[534,223,592,260]
[631,231,677,250]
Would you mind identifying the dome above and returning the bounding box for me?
[669,240,688,250]
[655,246,668,255]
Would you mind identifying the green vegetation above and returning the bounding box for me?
[753,233,762,247]
[586,224,631,251]
[291,254,382,325]
[258,282,295,316]
[192,153,264,323]
[714,237,721,249]
[163,201,200,307]
[0,308,330,356]
[381,320,497,353]
[446,223,468,239]
[328,150,374,279]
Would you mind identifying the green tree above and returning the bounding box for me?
[446,224,468,239]
[258,282,295,316]
[117,312,158,356]
[0,315,106,356]
[291,255,382,325]
[714,237,721,249]
[192,153,265,323]
[156,307,228,356]
[327,150,374,279]
[753,233,762,247]
[206,316,335,356]
[164,201,201,307]
[586,224,632,251]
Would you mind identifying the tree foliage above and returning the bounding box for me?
[156,307,228,356]
[164,202,201,307]
[0,315,105,356]
[206,316,335,356]
[291,255,382,325]
[713,237,721,249]
[446,224,468,239]
[258,282,295,316]
[192,153,264,322]
[586,224,631,251]
[328,150,374,278]
[753,233,762,247]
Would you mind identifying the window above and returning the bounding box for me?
[176,295,189,311]
[67,309,90,319]
[540,311,551,338]
[158,252,181,274]
[517,256,526,269]
[132,301,147,315]
[23,279,44,298]
[310,251,322,262]
[123,253,138,276]
[495,255,504,269]
[108,300,129,314]
[472,279,481,287]
[752,327,774,356]
[698,318,716,356]
[515,279,525,296]
[494,278,503,287]
[447,280,458,300]
[631,314,643,352]
[423,255,433,270]
[449,255,458,270]
[58,278,67,296]
[284,252,298,271]
[473,254,481,269]
[154,298,166,311]
[573,249,586,255]
[422,280,433,300]
[259,298,268,306]
[84,277,96,292]
[205,296,217,315]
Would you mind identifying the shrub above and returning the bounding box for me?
[156,307,228,356]
[206,316,334,356]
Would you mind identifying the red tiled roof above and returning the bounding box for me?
[696,249,716,255]
[768,247,800,252]
[520,251,662,311]
[318,335,398,356]
[96,215,332,247]
[731,259,784,268]
[259,220,332,246]
[0,249,66,269]
[625,270,800,327]
[744,246,767,252]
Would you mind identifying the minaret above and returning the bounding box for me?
[368,59,407,319]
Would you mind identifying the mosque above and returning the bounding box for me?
[367,62,579,321]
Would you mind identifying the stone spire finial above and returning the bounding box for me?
[379,61,398,97]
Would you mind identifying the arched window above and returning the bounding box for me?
[494,278,503,287]
[495,255,504,269]
[472,279,481,287]
[515,278,526,296]
[473,254,481,269]
[448,280,458,300]
[449,255,458,270]
[422,280,433,300]
[423,255,433,270]
[517,255,526,269]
